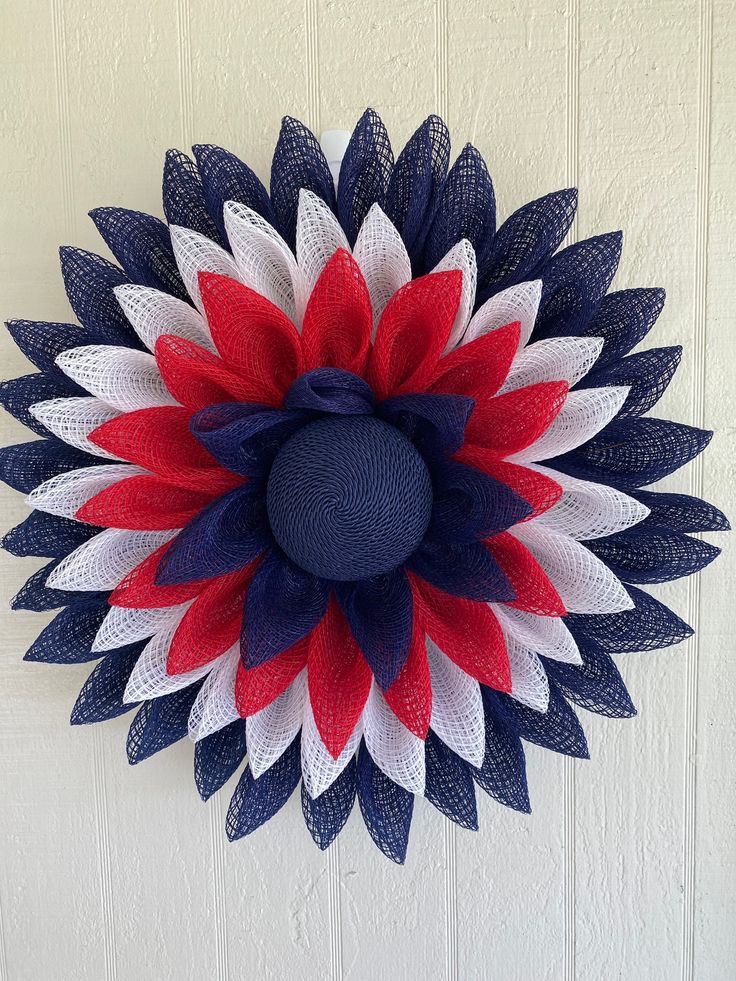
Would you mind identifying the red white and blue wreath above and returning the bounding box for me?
[1,111,727,863]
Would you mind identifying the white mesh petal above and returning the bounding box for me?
[45,528,173,592]
[92,603,189,653]
[29,398,121,459]
[55,346,176,411]
[532,464,651,540]
[463,279,542,349]
[188,645,241,741]
[295,189,350,307]
[363,684,425,794]
[26,464,146,519]
[504,633,550,712]
[426,639,485,767]
[123,610,211,703]
[300,700,362,800]
[246,671,307,779]
[491,605,581,665]
[512,523,634,614]
[113,284,214,352]
[353,203,411,328]
[511,386,630,464]
[223,201,303,326]
[432,238,477,351]
[169,224,241,312]
[501,336,604,393]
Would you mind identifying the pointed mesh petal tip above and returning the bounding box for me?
[69,703,87,725]
[0,528,18,554]
[423,112,448,129]
[11,589,33,612]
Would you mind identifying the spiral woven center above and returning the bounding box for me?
[266,416,433,581]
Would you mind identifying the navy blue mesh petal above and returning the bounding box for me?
[337,108,393,245]
[285,368,374,415]
[162,149,224,245]
[2,510,99,559]
[5,320,89,385]
[407,540,515,602]
[633,489,730,534]
[356,740,413,864]
[427,459,532,544]
[190,402,306,477]
[500,684,589,759]
[565,584,693,653]
[0,373,77,436]
[533,232,623,340]
[192,143,274,243]
[12,559,107,612]
[127,682,203,764]
[0,440,104,494]
[24,600,110,663]
[242,551,328,668]
[582,346,682,417]
[553,417,712,490]
[377,392,474,460]
[226,734,302,840]
[582,288,666,369]
[270,117,336,249]
[478,188,578,298]
[156,485,270,585]
[585,526,720,584]
[194,719,247,802]
[336,569,413,690]
[70,646,143,724]
[475,689,530,813]
[425,143,496,274]
[89,207,187,299]
[544,632,636,719]
[59,247,141,348]
[384,115,451,267]
[301,756,357,850]
[424,730,478,830]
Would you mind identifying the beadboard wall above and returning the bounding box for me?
[1,1,734,979]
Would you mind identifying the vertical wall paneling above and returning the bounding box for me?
[681,3,712,980]
[693,1,736,975]
[563,0,580,976]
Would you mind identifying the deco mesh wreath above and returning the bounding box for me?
[1,110,727,863]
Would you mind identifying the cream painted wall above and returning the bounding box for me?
[0,1,734,979]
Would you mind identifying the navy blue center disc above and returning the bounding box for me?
[266,416,433,581]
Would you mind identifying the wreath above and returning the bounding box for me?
[0,110,726,863]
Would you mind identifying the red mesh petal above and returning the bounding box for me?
[486,531,566,616]
[90,407,244,494]
[110,541,217,609]
[454,449,563,520]
[199,272,303,402]
[368,270,462,400]
[308,597,372,759]
[384,607,431,739]
[301,249,372,376]
[167,564,257,675]
[77,475,215,530]
[411,575,511,692]
[463,381,568,457]
[235,638,309,717]
[155,335,263,410]
[428,321,521,400]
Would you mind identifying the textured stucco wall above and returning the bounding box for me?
[0,1,734,979]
